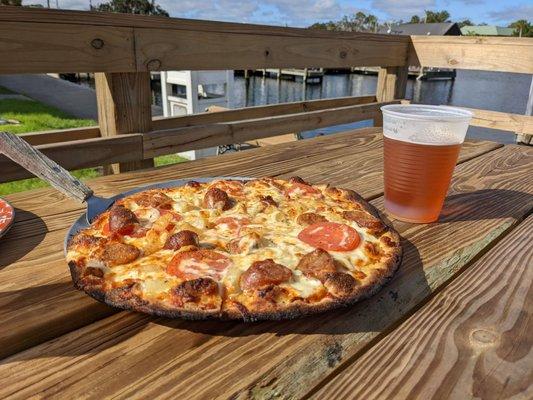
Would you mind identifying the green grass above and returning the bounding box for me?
[155,154,188,167]
[0,99,94,134]
[0,86,14,95]
[0,96,188,196]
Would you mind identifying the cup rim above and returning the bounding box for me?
[380,104,473,122]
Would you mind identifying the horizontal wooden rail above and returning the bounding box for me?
[144,101,397,157]
[466,107,533,135]
[152,95,377,130]
[0,7,408,74]
[0,135,143,183]
[18,127,101,146]
[408,36,533,74]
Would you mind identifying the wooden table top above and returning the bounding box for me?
[1,127,531,399]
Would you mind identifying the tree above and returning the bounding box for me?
[508,19,532,37]
[424,10,451,23]
[409,15,420,24]
[0,0,22,5]
[456,19,473,28]
[95,0,169,16]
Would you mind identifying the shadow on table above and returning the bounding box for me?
[0,209,47,270]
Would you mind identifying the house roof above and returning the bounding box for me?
[460,25,515,36]
[378,22,461,36]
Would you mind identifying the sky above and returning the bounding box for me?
[21,0,533,28]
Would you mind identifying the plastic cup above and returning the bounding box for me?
[381,104,473,223]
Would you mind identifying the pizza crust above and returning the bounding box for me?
[67,178,402,321]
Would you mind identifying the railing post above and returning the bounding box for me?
[95,72,154,174]
[374,66,408,127]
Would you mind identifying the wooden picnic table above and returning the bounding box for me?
[0,127,531,399]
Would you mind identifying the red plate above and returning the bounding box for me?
[0,198,14,239]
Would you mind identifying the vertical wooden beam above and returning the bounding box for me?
[95,72,154,173]
[517,76,532,145]
[376,66,408,102]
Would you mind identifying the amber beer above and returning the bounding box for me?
[381,105,472,223]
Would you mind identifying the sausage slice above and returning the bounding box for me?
[240,259,292,291]
[164,230,200,250]
[296,249,337,282]
[203,187,232,211]
[109,205,138,234]
[102,242,140,266]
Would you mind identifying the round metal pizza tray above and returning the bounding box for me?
[64,176,254,254]
[0,198,15,240]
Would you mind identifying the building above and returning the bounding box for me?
[378,22,462,36]
[460,25,515,36]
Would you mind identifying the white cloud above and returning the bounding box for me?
[487,5,533,24]
[23,0,360,27]
[371,0,436,20]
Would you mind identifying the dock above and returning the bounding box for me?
[351,66,456,80]
[250,68,324,82]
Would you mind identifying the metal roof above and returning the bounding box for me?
[378,22,461,36]
[460,25,515,36]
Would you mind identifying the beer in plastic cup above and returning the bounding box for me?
[381,104,473,223]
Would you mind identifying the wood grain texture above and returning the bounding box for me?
[95,72,154,172]
[313,215,533,400]
[0,132,93,203]
[0,22,135,74]
[0,132,499,360]
[19,127,101,146]
[408,35,533,74]
[0,144,528,400]
[151,95,377,131]
[134,27,408,71]
[0,135,143,183]
[376,66,409,102]
[465,107,533,135]
[144,101,397,157]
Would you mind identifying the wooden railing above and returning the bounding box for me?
[0,6,532,183]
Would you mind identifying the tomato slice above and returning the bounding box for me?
[298,222,360,251]
[215,217,250,232]
[167,250,231,280]
[286,183,322,198]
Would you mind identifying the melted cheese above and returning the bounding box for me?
[68,178,392,306]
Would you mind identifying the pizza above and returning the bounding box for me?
[66,177,402,321]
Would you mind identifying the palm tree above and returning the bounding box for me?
[509,20,532,37]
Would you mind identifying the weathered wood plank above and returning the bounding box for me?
[313,215,533,400]
[134,28,408,71]
[0,22,135,74]
[465,107,533,135]
[0,144,527,399]
[95,72,154,172]
[19,127,101,146]
[409,36,533,74]
[151,95,377,131]
[144,102,397,157]
[0,135,144,183]
[376,66,409,102]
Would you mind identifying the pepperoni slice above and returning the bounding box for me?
[285,183,322,198]
[215,216,250,232]
[159,209,182,221]
[210,180,245,197]
[298,222,360,252]
[102,221,134,236]
[167,250,231,280]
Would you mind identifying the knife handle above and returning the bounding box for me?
[0,131,93,203]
